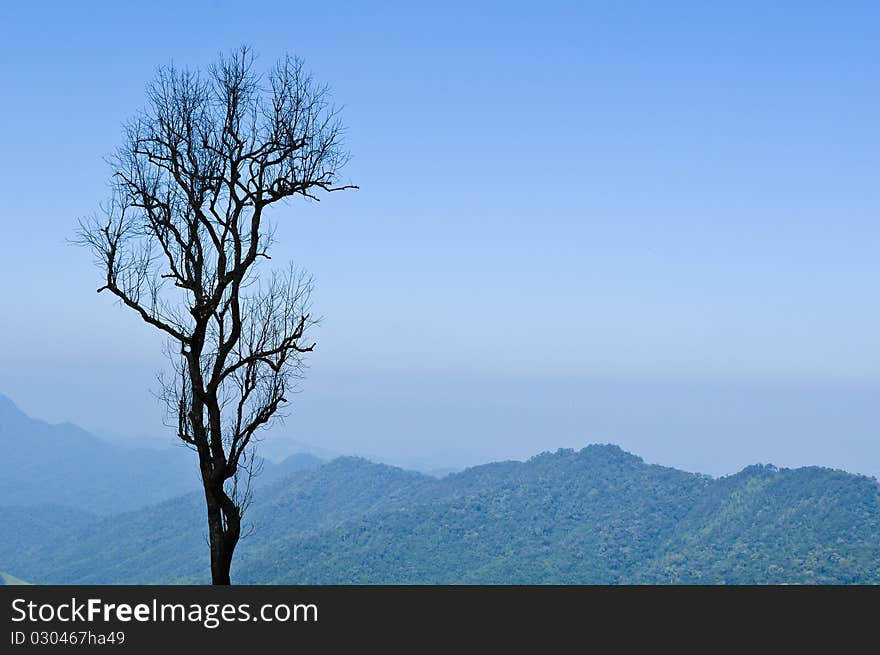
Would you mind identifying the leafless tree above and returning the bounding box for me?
[77,47,354,584]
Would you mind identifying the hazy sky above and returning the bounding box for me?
[0,2,877,477]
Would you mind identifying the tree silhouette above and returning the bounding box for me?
[77,47,354,584]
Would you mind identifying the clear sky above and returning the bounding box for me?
[0,1,877,477]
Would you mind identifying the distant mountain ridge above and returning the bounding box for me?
[0,394,323,514]
[3,443,878,584]
[0,394,200,513]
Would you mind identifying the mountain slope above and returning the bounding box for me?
[237,446,711,583]
[2,458,443,584]
[633,464,880,584]
[0,505,99,570]
[5,443,879,585]
[236,448,880,584]
[0,394,199,513]
[0,394,323,516]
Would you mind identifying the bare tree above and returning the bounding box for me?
[77,47,354,584]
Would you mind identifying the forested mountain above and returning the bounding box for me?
[1,457,441,584]
[3,444,878,584]
[633,464,880,584]
[238,450,880,584]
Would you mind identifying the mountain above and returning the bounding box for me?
[4,444,879,584]
[633,464,880,584]
[257,452,325,485]
[0,394,199,513]
[237,446,711,583]
[0,457,441,584]
[236,448,880,584]
[0,504,99,569]
[0,394,323,515]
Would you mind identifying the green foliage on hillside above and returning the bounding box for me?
[635,465,880,584]
[4,446,879,584]
[238,446,710,583]
[238,448,880,584]
[0,505,99,572]
[2,459,443,584]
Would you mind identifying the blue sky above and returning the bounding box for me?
[0,1,877,476]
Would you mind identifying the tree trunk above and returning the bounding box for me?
[205,489,229,585]
[204,480,241,585]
